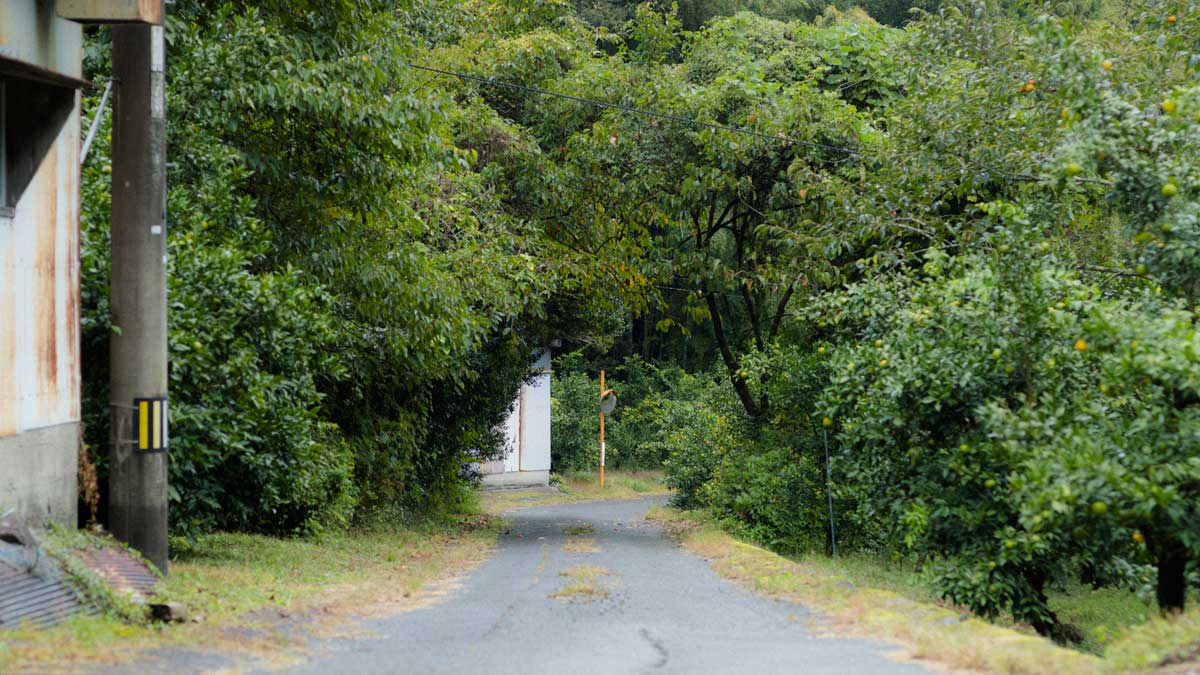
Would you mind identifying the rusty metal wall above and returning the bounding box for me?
[0,1,83,438]
[0,107,81,438]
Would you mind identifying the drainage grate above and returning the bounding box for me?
[76,548,160,598]
[0,561,86,629]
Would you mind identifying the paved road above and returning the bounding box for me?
[249,497,931,675]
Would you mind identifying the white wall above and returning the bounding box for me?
[482,350,552,486]
[520,350,552,472]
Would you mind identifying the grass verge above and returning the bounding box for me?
[478,470,669,513]
[649,506,1200,674]
[0,514,500,675]
[646,506,1105,675]
[755,550,1157,656]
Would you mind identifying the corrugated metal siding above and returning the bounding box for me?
[0,101,81,437]
[0,562,86,629]
[76,548,160,598]
[0,1,83,438]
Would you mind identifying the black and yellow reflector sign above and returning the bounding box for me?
[134,398,168,453]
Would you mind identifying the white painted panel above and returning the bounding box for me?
[521,369,552,472]
[8,102,80,433]
[502,393,520,473]
[479,350,555,476]
[0,210,15,436]
[13,138,38,429]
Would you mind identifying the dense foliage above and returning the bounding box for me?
[528,0,1200,643]
[76,0,1199,646]
[81,1,587,538]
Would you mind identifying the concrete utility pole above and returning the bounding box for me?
[109,23,169,574]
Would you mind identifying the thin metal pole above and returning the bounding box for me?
[599,370,606,489]
[823,428,837,557]
[79,79,113,166]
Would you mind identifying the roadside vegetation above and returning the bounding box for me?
[648,506,1200,674]
[64,0,1200,669]
[0,515,499,674]
[479,470,670,512]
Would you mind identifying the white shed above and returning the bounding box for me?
[480,350,551,488]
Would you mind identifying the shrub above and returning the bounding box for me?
[703,446,829,552]
[819,213,1104,636]
[551,368,602,472]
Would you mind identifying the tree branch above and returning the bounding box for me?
[703,282,762,418]
[769,282,795,340]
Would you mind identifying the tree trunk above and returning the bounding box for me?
[1156,551,1188,614]
[704,289,761,418]
[1024,568,1079,644]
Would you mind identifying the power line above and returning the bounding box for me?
[403,61,857,155]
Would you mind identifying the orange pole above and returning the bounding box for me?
[599,370,606,489]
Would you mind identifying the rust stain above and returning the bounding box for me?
[65,113,81,421]
[0,219,15,437]
[35,144,59,419]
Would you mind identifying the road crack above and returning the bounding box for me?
[639,627,669,669]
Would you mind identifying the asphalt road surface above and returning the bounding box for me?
[247,497,932,675]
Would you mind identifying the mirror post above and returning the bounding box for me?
[599,370,606,489]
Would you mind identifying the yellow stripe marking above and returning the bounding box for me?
[138,401,149,450]
[152,400,162,449]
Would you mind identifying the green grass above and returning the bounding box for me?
[479,470,669,513]
[1105,608,1200,672]
[650,506,1200,674]
[796,552,933,604]
[1050,584,1155,654]
[0,514,500,675]
[796,553,1156,655]
[557,469,666,495]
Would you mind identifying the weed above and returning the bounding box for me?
[549,565,614,600]
[563,538,600,554]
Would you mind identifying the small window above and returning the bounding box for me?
[0,70,77,213]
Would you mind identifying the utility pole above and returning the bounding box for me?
[109,22,169,574]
